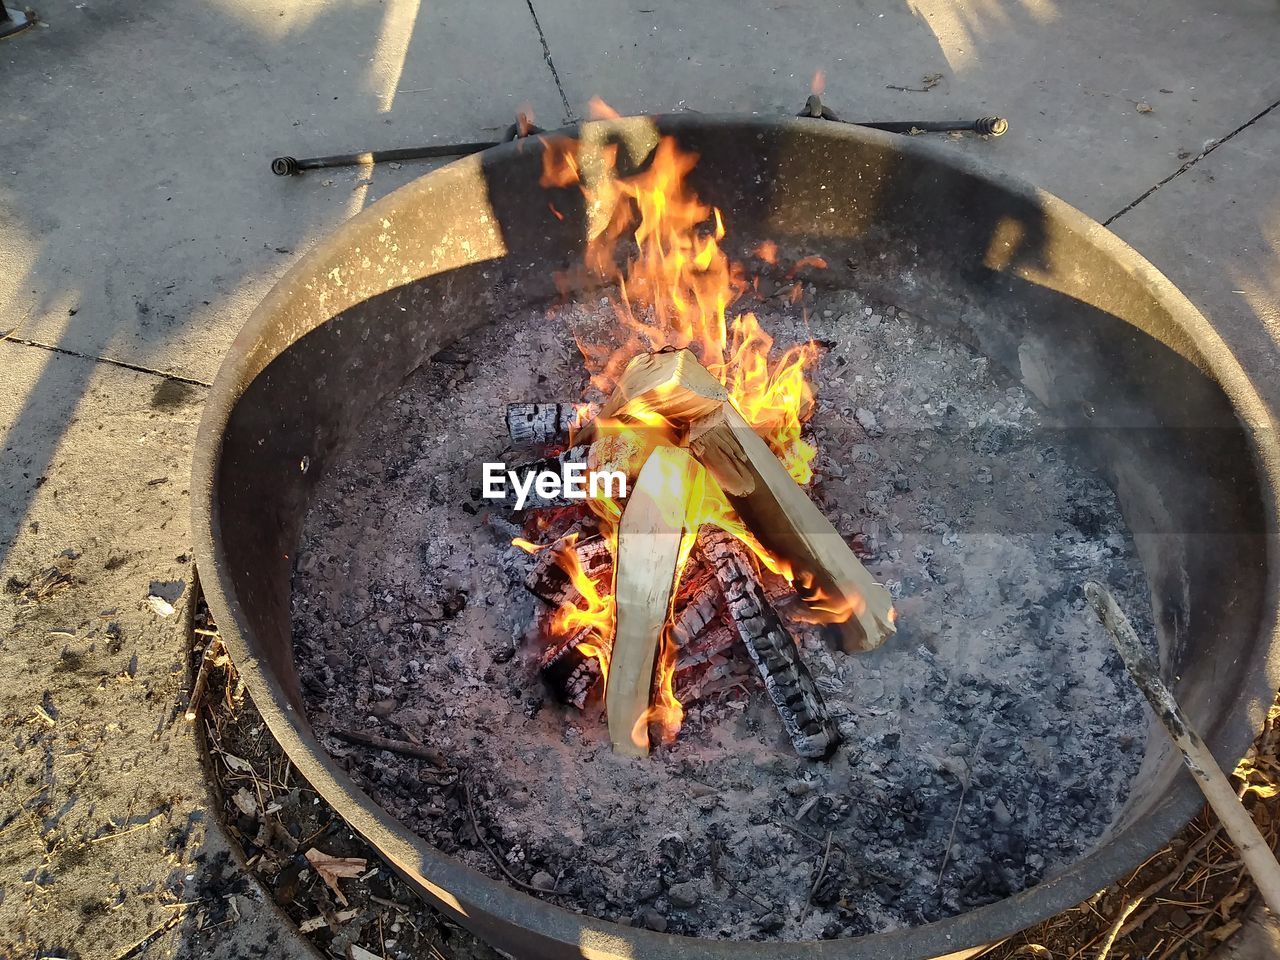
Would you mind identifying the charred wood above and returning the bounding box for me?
[524,533,612,607]
[698,527,841,759]
[539,627,605,710]
[670,576,723,649]
[675,619,737,671]
[506,402,599,446]
[495,444,591,510]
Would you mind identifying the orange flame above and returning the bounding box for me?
[535,115,834,744]
[811,70,826,96]
[551,534,615,686]
[540,122,819,480]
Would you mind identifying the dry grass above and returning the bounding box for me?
[189,600,502,960]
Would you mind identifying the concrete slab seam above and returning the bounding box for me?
[2,336,213,388]
[1105,96,1280,226]
[523,0,577,123]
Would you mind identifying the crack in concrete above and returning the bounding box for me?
[1105,97,1280,226]
[1,336,211,388]
[523,0,576,123]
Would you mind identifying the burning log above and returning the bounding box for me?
[505,402,598,447]
[578,349,896,652]
[524,532,611,607]
[606,446,699,757]
[689,399,896,651]
[574,349,727,449]
[698,527,841,759]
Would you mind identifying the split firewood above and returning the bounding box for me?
[606,446,699,756]
[688,400,895,652]
[506,402,599,446]
[699,527,841,759]
[572,348,729,448]
[574,348,895,652]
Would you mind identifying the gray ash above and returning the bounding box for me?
[290,284,1152,941]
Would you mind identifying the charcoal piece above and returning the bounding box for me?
[495,444,591,510]
[539,626,606,709]
[670,576,723,648]
[810,847,848,907]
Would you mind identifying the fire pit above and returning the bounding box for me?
[192,114,1280,959]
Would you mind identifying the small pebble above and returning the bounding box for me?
[641,908,667,933]
[667,881,700,908]
[531,871,556,891]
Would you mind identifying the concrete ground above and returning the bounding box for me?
[2,0,1278,956]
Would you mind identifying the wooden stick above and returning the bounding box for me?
[1084,581,1280,916]
[329,728,448,768]
[605,445,698,756]
[184,638,222,721]
[689,402,896,652]
[575,348,895,652]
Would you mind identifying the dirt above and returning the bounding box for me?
[288,279,1155,942]
[0,350,317,960]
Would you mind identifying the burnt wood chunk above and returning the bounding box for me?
[670,576,723,649]
[506,402,598,446]
[496,444,591,510]
[524,534,612,607]
[698,527,841,759]
[675,618,737,671]
[539,627,605,709]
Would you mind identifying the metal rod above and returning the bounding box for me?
[796,94,1007,138]
[271,141,501,177]
[858,118,1008,136]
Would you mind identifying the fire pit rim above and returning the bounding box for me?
[192,113,1280,960]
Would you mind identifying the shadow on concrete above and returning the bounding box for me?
[0,0,562,575]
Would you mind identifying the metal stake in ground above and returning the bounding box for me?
[1084,581,1280,916]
